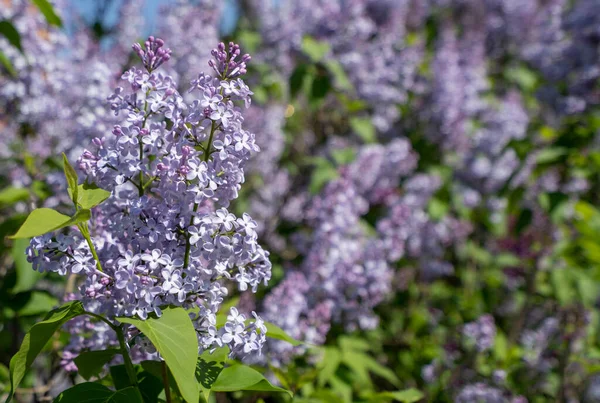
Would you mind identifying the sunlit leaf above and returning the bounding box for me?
[8,301,84,402]
[10,208,91,239]
[210,364,292,397]
[117,307,199,403]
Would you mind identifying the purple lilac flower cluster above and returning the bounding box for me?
[26,38,272,364]
[252,0,424,131]
[258,137,470,361]
[0,0,128,214]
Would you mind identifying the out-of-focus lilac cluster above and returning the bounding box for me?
[463,314,496,352]
[26,38,272,365]
[0,0,124,162]
[455,383,526,403]
[251,0,424,132]
[258,138,470,362]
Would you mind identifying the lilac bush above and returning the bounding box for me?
[3,0,600,401]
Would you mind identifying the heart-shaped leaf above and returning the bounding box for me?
[197,347,228,401]
[117,307,199,403]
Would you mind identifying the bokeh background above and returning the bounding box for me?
[2,0,600,402]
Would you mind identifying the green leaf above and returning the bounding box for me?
[301,36,330,62]
[0,48,16,76]
[362,357,400,387]
[10,208,91,239]
[53,382,143,403]
[339,336,371,352]
[74,349,120,380]
[110,364,135,390]
[427,198,448,220]
[210,364,292,397]
[338,336,399,388]
[63,153,79,205]
[31,0,63,27]
[11,237,43,294]
[0,21,23,52]
[68,184,111,209]
[317,347,342,387]
[0,187,29,206]
[290,64,309,98]
[368,389,424,403]
[535,147,568,165]
[117,307,199,403]
[197,347,228,401]
[8,301,84,402]
[17,292,58,316]
[136,363,165,403]
[237,30,261,53]
[551,269,575,305]
[515,208,533,235]
[329,375,353,403]
[307,389,348,403]
[311,74,331,102]
[495,253,521,268]
[493,331,508,362]
[574,271,597,307]
[504,66,537,91]
[63,209,92,228]
[309,165,339,194]
[331,148,356,166]
[350,117,376,143]
[324,60,353,91]
[341,350,377,388]
[264,322,302,346]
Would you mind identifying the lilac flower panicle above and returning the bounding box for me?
[26,38,271,368]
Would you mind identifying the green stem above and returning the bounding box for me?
[138,95,151,197]
[138,139,144,198]
[84,311,117,331]
[204,121,216,162]
[183,121,217,269]
[115,325,139,388]
[143,176,158,190]
[161,361,172,403]
[82,312,139,387]
[183,202,199,269]
[78,223,103,272]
